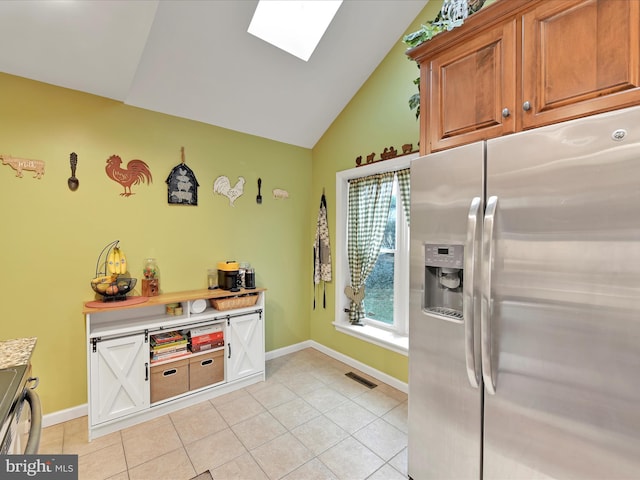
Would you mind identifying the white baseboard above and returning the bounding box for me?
[44,340,407,427]
[266,340,408,394]
[43,403,87,428]
[265,340,313,360]
[306,341,408,393]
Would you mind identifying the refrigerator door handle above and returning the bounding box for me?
[464,196,482,388]
[482,195,498,395]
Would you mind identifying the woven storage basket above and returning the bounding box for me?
[210,293,259,311]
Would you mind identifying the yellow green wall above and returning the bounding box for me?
[309,1,444,383]
[0,73,312,414]
[0,0,470,416]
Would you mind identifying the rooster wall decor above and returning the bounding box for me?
[106,155,153,197]
[213,175,245,206]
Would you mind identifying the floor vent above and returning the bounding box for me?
[345,372,377,389]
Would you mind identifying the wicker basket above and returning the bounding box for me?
[210,293,259,311]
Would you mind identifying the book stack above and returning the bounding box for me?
[150,331,189,363]
[189,325,224,352]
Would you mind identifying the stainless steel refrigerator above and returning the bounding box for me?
[408,105,640,479]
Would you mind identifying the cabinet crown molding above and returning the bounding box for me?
[407,0,533,63]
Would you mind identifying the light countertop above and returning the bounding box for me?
[0,337,37,369]
[83,287,266,314]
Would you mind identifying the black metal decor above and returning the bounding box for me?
[166,147,199,205]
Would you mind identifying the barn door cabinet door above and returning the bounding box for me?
[89,334,150,426]
[226,312,264,382]
[521,0,640,129]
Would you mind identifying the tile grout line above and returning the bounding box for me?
[46,349,408,479]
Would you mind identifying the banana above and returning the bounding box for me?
[107,248,117,274]
[118,248,127,274]
[91,274,115,285]
[113,247,121,275]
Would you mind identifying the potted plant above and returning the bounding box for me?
[403,0,487,119]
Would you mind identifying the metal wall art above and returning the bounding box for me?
[166,147,199,205]
[213,175,245,206]
[68,152,79,191]
[105,155,153,196]
[355,142,418,167]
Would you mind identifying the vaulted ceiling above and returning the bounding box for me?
[0,0,428,148]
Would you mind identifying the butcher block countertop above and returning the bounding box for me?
[0,337,37,369]
[83,287,266,314]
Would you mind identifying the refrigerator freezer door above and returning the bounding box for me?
[409,142,483,480]
[484,106,640,479]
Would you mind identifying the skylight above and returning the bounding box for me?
[248,0,343,62]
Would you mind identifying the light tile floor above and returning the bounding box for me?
[39,348,408,480]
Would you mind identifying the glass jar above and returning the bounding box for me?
[143,258,159,279]
[238,262,250,288]
[207,269,217,289]
[245,268,256,289]
[142,258,160,297]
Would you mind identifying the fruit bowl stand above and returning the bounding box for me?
[90,277,137,302]
[90,240,136,302]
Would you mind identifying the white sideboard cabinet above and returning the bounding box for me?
[84,288,266,440]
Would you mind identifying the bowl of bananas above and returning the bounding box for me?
[90,240,137,301]
[90,276,137,301]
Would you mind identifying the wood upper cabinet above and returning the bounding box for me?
[408,0,640,154]
[427,19,516,152]
[521,0,640,129]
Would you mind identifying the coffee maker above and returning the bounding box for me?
[217,261,240,292]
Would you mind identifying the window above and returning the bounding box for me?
[364,185,397,325]
[335,154,417,354]
[248,0,342,62]
[363,179,410,333]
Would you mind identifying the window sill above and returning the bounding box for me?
[333,322,408,356]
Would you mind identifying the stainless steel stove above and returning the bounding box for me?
[0,364,40,454]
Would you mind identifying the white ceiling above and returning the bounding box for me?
[0,0,428,149]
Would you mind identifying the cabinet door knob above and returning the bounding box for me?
[522,101,531,112]
[501,108,510,118]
